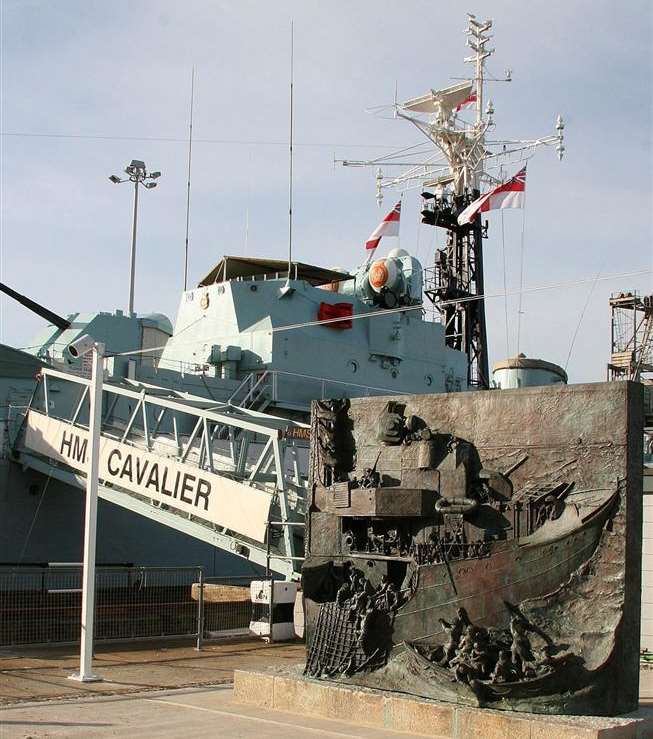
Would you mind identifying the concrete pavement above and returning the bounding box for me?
[2,642,653,737]
[0,638,304,705]
[0,685,415,738]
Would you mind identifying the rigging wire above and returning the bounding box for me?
[6,268,651,365]
[500,209,510,357]
[0,131,406,150]
[18,475,52,564]
[516,195,528,353]
[564,265,604,372]
[106,268,651,356]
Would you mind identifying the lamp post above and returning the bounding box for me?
[109,160,161,316]
[67,335,105,682]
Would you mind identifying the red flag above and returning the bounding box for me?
[457,166,527,225]
[455,93,477,112]
[365,201,401,252]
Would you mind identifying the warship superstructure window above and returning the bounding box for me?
[349,360,358,373]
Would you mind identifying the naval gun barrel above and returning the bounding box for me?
[0,282,71,331]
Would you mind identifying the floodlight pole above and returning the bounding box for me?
[108,161,160,317]
[69,341,105,683]
[128,181,139,316]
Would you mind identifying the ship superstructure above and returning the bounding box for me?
[1,236,468,578]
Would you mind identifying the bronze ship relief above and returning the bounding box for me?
[302,383,643,715]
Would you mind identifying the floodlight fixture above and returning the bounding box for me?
[144,182,157,189]
[109,175,122,184]
[150,171,161,179]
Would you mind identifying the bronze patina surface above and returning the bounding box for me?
[302,382,643,715]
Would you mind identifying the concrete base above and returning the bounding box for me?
[67,672,102,683]
[233,667,653,738]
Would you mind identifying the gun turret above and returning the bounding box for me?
[0,282,71,331]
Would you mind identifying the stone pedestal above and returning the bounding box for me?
[233,667,653,738]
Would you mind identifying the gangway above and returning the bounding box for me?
[12,367,310,579]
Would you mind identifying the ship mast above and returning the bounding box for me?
[339,13,565,390]
[401,14,495,388]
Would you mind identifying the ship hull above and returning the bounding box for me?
[0,458,259,575]
[392,519,605,646]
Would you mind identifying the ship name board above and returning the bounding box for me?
[283,426,310,441]
[24,411,269,541]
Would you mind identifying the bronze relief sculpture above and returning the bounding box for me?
[302,383,643,715]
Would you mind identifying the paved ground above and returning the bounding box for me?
[0,685,415,738]
[641,667,653,703]
[0,638,304,705]
[1,642,653,738]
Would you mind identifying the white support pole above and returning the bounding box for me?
[69,342,104,683]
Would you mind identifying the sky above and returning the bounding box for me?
[1,0,651,384]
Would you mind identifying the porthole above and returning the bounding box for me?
[348,360,359,374]
[425,374,433,387]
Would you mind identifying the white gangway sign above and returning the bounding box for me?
[25,411,270,542]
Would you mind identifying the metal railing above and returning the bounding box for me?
[227,368,405,414]
[0,566,262,649]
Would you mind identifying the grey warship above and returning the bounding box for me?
[0,12,566,578]
[0,248,467,577]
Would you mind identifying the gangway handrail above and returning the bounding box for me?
[18,368,309,578]
[237,370,270,408]
[39,366,307,436]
